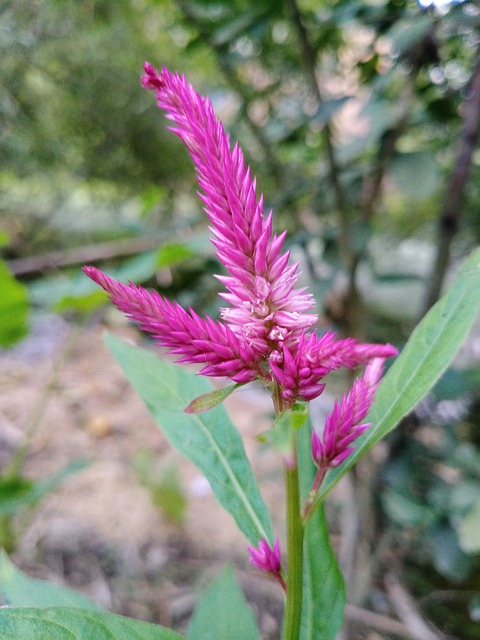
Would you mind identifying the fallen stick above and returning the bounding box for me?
[6,236,162,277]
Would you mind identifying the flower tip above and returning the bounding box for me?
[141,62,164,90]
[82,265,95,278]
[248,537,281,574]
[385,343,399,357]
[82,265,102,284]
[82,266,116,293]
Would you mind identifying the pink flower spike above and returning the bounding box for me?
[82,265,260,383]
[248,538,285,590]
[311,358,386,468]
[140,62,318,357]
[269,330,397,408]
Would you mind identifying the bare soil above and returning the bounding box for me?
[0,313,285,637]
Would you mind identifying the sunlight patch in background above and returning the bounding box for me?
[418,0,464,7]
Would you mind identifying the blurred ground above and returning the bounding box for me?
[0,313,285,637]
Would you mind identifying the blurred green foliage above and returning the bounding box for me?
[134,449,188,526]
[0,259,29,346]
[0,551,100,609]
[1,0,194,185]
[0,460,90,553]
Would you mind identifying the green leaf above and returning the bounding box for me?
[454,444,480,478]
[105,333,274,546]
[318,247,480,501]
[257,404,308,455]
[387,15,435,56]
[54,290,108,314]
[290,403,309,431]
[0,552,100,610]
[429,526,472,581]
[257,411,293,455]
[210,7,270,46]
[0,477,33,513]
[300,507,346,640]
[312,97,351,125]
[0,259,29,347]
[134,452,188,525]
[469,595,480,622]
[458,499,480,554]
[296,417,345,640]
[0,607,185,640]
[389,152,440,200]
[188,565,260,640]
[0,230,10,247]
[31,251,162,311]
[140,185,167,217]
[156,243,194,269]
[381,489,437,527]
[184,383,243,414]
[110,251,160,283]
[0,460,89,516]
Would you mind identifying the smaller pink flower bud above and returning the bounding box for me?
[312,358,385,468]
[247,538,285,590]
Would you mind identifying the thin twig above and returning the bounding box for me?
[385,573,451,640]
[338,472,360,593]
[6,236,162,276]
[283,0,351,267]
[422,46,480,316]
[176,0,284,186]
[345,603,435,640]
[339,453,393,606]
[360,77,415,221]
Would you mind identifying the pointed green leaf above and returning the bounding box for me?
[105,333,273,545]
[0,552,100,610]
[184,383,243,414]
[318,247,480,501]
[188,565,260,640]
[0,607,185,640]
[301,507,346,640]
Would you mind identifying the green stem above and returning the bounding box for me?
[283,456,304,640]
[0,515,16,554]
[302,465,327,522]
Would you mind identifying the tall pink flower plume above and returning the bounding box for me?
[141,63,317,357]
[83,63,398,409]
